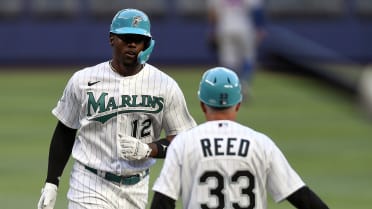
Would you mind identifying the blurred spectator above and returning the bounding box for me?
[206,0,267,99]
[358,66,372,120]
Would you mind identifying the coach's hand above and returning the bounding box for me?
[117,134,152,160]
[37,183,58,209]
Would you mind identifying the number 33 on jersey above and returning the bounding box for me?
[153,120,305,209]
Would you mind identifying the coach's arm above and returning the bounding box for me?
[150,192,176,209]
[287,186,329,209]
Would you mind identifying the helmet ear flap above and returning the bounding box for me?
[138,39,155,64]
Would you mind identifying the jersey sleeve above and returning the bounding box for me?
[152,136,183,200]
[52,73,81,129]
[266,141,306,202]
[162,83,196,136]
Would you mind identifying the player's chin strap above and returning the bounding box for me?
[137,39,155,64]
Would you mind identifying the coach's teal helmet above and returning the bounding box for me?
[198,67,242,108]
[110,8,155,64]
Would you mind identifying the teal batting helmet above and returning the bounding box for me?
[198,67,242,108]
[110,8,151,37]
[110,8,155,64]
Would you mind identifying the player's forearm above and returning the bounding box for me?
[148,136,173,158]
[45,121,76,186]
[287,186,329,209]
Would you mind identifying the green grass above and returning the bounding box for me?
[0,67,371,209]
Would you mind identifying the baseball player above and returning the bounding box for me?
[207,0,266,98]
[150,67,329,209]
[37,8,196,209]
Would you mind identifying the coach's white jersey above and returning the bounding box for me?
[153,120,305,209]
[52,61,196,176]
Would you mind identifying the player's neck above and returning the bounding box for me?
[110,60,144,76]
[206,114,236,121]
[203,103,240,121]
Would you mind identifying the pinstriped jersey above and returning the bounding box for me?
[152,120,305,209]
[52,61,196,176]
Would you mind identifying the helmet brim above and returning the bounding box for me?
[110,27,151,37]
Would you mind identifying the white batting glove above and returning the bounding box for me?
[117,133,152,160]
[37,183,58,209]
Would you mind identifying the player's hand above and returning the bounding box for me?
[117,133,152,160]
[37,183,58,209]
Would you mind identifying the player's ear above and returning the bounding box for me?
[109,33,115,46]
[235,103,241,112]
[200,102,207,113]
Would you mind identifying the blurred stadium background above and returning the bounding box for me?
[1,0,372,65]
[1,0,372,98]
[1,0,372,209]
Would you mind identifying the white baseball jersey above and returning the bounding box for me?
[153,120,305,209]
[207,0,263,69]
[52,61,196,176]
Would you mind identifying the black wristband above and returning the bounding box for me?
[154,138,170,158]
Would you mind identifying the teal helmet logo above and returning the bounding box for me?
[110,8,155,64]
[198,67,242,108]
[132,16,142,27]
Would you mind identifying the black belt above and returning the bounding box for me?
[84,165,149,185]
